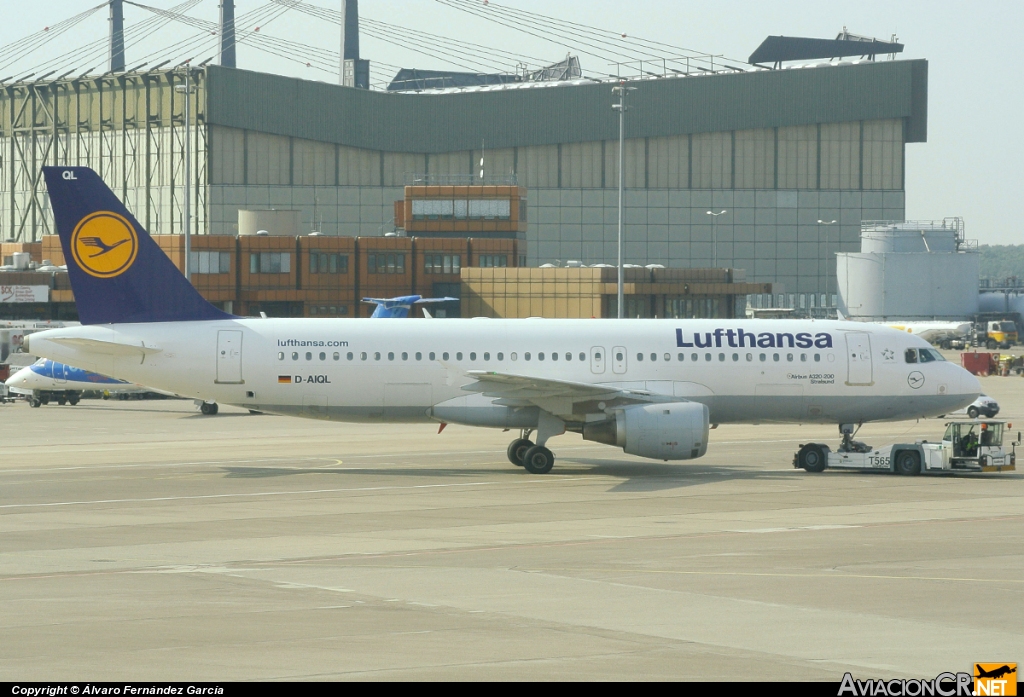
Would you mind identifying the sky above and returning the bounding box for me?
[1,0,1021,245]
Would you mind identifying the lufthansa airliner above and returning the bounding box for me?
[24,167,980,474]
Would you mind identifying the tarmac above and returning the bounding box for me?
[1,373,1022,681]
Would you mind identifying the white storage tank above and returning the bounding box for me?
[837,219,979,320]
[237,209,301,236]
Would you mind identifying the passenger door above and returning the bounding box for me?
[612,346,627,375]
[590,346,606,374]
[216,330,244,384]
[845,332,873,386]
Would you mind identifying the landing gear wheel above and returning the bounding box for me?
[200,402,219,415]
[522,445,554,474]
[967,407,979,419]
[57,398,67,406]
[40,396,49,405]
[29,398,41,408]
[894,450,921,476]
[797,444,827,473]
[507,438,534,467]
[69,396,80,406]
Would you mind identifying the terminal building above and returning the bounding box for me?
[0,3,928,313]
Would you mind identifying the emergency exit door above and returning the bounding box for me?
[216,330,244,384]
[845,332,873,386]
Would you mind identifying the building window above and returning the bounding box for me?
[189,251,230,274]
[478,254,508,268]
[310,252,348,274]
[424,254,461,274]
[368,253,405,274]
[250,252,290,274]
[411,198,511,221]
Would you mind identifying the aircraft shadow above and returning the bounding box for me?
[559,458,798,491]
[220,459,798,493]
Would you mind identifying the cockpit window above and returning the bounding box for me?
[906,348,945,363]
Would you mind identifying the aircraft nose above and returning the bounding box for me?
[959,365,981,397]
[5,368,29,389]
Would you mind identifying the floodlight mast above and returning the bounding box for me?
[706,210,728,268]
[818,219,837,313]
[175,66,197,281]
[612,82,635,319]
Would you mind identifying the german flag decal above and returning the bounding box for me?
[278,375,292,384]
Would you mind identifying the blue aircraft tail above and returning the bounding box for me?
[43,166,234,325]
[362,295,459,318]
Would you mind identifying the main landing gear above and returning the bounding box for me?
[505,413,565,475]
[197,400,219,415]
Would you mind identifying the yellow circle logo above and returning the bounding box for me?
[71,211,139,278]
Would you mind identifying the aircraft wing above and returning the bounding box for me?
[461,370,681,419]
[415,297,459,304]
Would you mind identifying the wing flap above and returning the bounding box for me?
[462,370,684,419]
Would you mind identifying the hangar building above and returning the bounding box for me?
[0,56,926,301]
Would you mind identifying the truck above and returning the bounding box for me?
[984,320,1018,350]
[794,420,1018,475]
[0,363,12,403]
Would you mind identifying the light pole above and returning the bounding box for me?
[706,210,727,268]
[175,66,196,282]
[612,82,634,319]
[817,219,837,314]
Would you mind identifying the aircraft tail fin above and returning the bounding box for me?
[43,166,234,325]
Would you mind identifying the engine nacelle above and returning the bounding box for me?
[583,402,709,461]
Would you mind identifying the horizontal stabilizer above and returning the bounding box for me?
[47,336,162,356]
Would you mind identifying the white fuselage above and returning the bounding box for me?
[26,318,980,428]
[876,321,973,343]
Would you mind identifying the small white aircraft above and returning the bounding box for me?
[23,167,981,474]
[4,358,148,407]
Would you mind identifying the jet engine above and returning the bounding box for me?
[583,402,709,461]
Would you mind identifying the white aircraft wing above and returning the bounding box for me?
[461,370,680,419]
